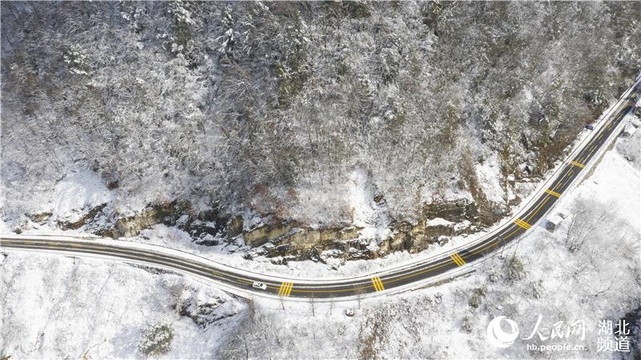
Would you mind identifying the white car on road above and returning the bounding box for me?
[252,282,267,290]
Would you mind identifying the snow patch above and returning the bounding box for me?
[50,171,112,223]
[0,252,246,359]
[348,168,391,243]
[475,153,505,204]
[426,217,453,227]
[572,149,640,232]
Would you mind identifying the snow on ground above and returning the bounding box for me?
[348,168,392,243]
[6,122,633,359]
[0,252,247,359]
[283,167,393,241]
[7,107,640,292]
[135,225,420,280]
[572,148,639,233]
[49,171,112,224]
[220,126,641,360]
[427,217,454,227]
[475,152,505,205]
[1,96,638,359]
[1,169,114,232]
[128,119,636,283]
[128,103,641,282]
[616,115,641,170]
[8,98,638,286]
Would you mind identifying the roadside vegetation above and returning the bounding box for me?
[138,322,174,357]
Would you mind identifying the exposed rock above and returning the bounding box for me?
[237,195,510,262]
[79,192,508,265]
[284,227,361,249]
[97,200,233,240]
[379,220,452,253]
[228,215,244,237]
[423,196,507,228]
[244,223,293,247]
[174,291,237,329]
[108,201,190,238]
[194,234,220,247]
[188,220,220,238]
[59,203,107,230]
[423,200,477,224]
[244,225,365,261]
[111,210,161,238]
[508,194,522,207]
[266,244,292,257]
[381,231,411,253]
[26,212,52,225]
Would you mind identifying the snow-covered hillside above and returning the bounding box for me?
[2,2,641,247]
[0,253,247,359]
[221,124,641,358]
[1,2,640,358]
[2,115,639,359]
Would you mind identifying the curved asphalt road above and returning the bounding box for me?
[2,80,640,299]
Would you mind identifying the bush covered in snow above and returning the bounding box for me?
[138,322,174,357]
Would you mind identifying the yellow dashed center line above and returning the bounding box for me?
[526,198,549,222]
[553,170,571,191]
[3,89,634,302]
[371,276,385,291]
[450,253,466,267]
[278,282,294,297]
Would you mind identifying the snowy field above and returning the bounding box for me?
[0,253,247,359]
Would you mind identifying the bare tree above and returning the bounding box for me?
[565,200,608,253]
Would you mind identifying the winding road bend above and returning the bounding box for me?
[2,79,640,300]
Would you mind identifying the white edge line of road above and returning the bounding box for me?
[0,246,265,301]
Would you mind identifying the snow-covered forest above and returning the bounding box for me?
[2,2,641,243]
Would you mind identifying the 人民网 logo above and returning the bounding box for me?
[486,316,520,348]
